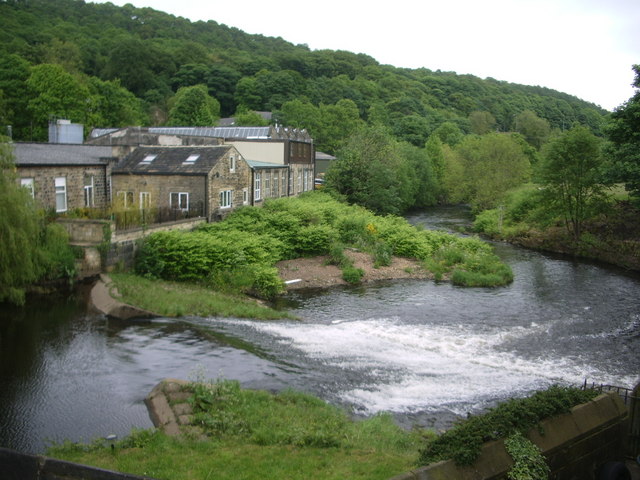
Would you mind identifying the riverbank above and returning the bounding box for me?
[90,250,432,320]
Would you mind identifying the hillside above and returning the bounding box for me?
[0,0,608,150]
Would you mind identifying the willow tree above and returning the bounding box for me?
[0,140,42,305]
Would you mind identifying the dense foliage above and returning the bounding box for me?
[0,0,607,147]
[605,64,640,204]
[135,192,513,296]
[0,140,77,305]
[419,385,598,467]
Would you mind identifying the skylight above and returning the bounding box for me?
[140,154,157,164]
[183,154,200,164]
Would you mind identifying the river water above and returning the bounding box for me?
[1,206,639,454]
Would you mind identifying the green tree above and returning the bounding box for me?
[87,77,147,127]
[453,133,531,210]
[326,126,411,214]
[0,53,31,139]
[233,108,269,126]
[26,63,91,141]
[0,140,42,305]
[432,122,464,146]
[167,84,220,126]
[539,126,606,240]
[315,99,364,154]
[515,110,551,150]
[604,64,640,203]
[468,111,496,135]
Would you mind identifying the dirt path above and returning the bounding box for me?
[276,249,430,290]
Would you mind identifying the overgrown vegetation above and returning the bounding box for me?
[135,192,513,294]
[418,385,598,467]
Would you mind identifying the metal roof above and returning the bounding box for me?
[149,126,272,139]
[13,143,115,166]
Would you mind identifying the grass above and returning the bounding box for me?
[47,379,429,480]
[109,273,295,320]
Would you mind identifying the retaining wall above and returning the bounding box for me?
[57,217,206,275]
[0,447,155,480]
[391,392,629,480]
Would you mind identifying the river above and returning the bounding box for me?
[1,206,638,454]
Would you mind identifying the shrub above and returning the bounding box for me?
[342,266,364,284]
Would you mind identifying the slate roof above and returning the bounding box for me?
[13,143,115,166]
[112,146,234,175]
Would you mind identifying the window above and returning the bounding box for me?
[229,155,236,173]
[55,177,67,212]
[273,171,279,197]
[117,191,134,208]
[282,171,287,196]
[140,154,157,165]
[170,192,189,211]
[264,172,271,198]
[20,178,34,198]
[140,192,151,210]
[84,175,94,207]
[242,188,249,205]
[220,189,233,208]
[255,172,261,201]
[183,154,199,164]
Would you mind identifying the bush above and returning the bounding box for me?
[342,266,364,284]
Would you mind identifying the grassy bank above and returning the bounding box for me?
[109,273,295,320]
[48,379,428,480]
[474,185,640,271]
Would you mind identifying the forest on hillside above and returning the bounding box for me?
[0,0,609,152]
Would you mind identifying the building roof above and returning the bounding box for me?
[246,159,289,169]
[112,145,235,175]
[13,143,115,166]
[315,151,336,161]
[89,125,312,143]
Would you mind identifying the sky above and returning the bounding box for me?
[92,0,639,111]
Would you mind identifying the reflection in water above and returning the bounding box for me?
[1,206,638,453]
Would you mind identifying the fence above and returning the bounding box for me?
[61,203,205,232]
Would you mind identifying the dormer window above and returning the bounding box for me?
[183,154,200,164]
[140,154,157,165]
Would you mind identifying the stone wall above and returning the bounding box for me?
[17,164,110,211]
[391,392,629,480]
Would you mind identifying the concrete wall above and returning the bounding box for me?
[229,140,285,165]
[0,447,154,480]
[391,392,629,480]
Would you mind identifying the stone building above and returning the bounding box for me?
[111,145,254,222]
[88,125,316,198]
[12,143,118,213]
